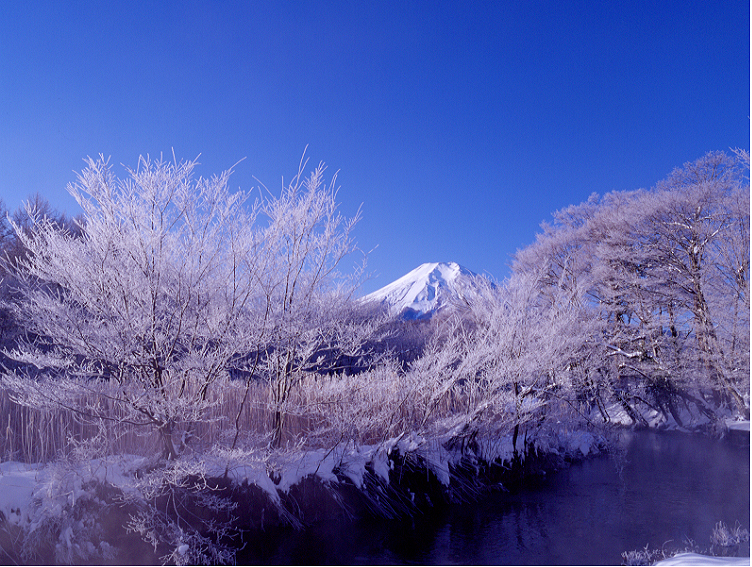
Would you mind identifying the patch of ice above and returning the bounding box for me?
[338,446,370,488]
[226,463,280,502]
[396,432,424,454]
[420,443,451,486]
[273,449,339,493]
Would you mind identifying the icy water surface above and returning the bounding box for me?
[241,431,750,565]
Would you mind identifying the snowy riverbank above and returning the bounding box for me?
[0,424,748,564]
[0,428,603,563]
[0,423,748,564]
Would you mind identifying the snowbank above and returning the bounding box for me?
[0,461,40,525]
[726,419,751,432]
[0,427,600,530]
[0,428,611,563]
[655,552,750,566]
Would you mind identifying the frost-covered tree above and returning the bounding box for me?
[509,196,620,425]
[253,159,366,447]
[2,155,266,459]
[0,195,82,351]
[715,149,750,385]
[1,153,374,459]
[506,150,750,424]
[408,267,598,457]
[650,152,749,414]
[595,152,750,417]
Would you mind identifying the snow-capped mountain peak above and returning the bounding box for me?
[363,262,477,320]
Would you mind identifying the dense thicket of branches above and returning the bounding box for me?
[0,154,377,461]
[507,150,750,423]
[0,149,747,564]
[0,150,748,452]
[0,150,748,465]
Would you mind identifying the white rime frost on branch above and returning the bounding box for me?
[1,152,370,460]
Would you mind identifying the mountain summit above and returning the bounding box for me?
[363,262,478,320]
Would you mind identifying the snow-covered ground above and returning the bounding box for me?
[655,552,750,565]
[0,461,40,526]
[726,419,751,432]
[0,455,147,528]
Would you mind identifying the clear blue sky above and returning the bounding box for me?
[1,1,749,294]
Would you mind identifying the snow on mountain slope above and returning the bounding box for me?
[362,262,479,320]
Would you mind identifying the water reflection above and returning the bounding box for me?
[241,431,750,565]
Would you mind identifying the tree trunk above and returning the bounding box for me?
[687,259,749,417]
[512,381,521,459]
[271,409,285,448]
[159,422,179,460]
